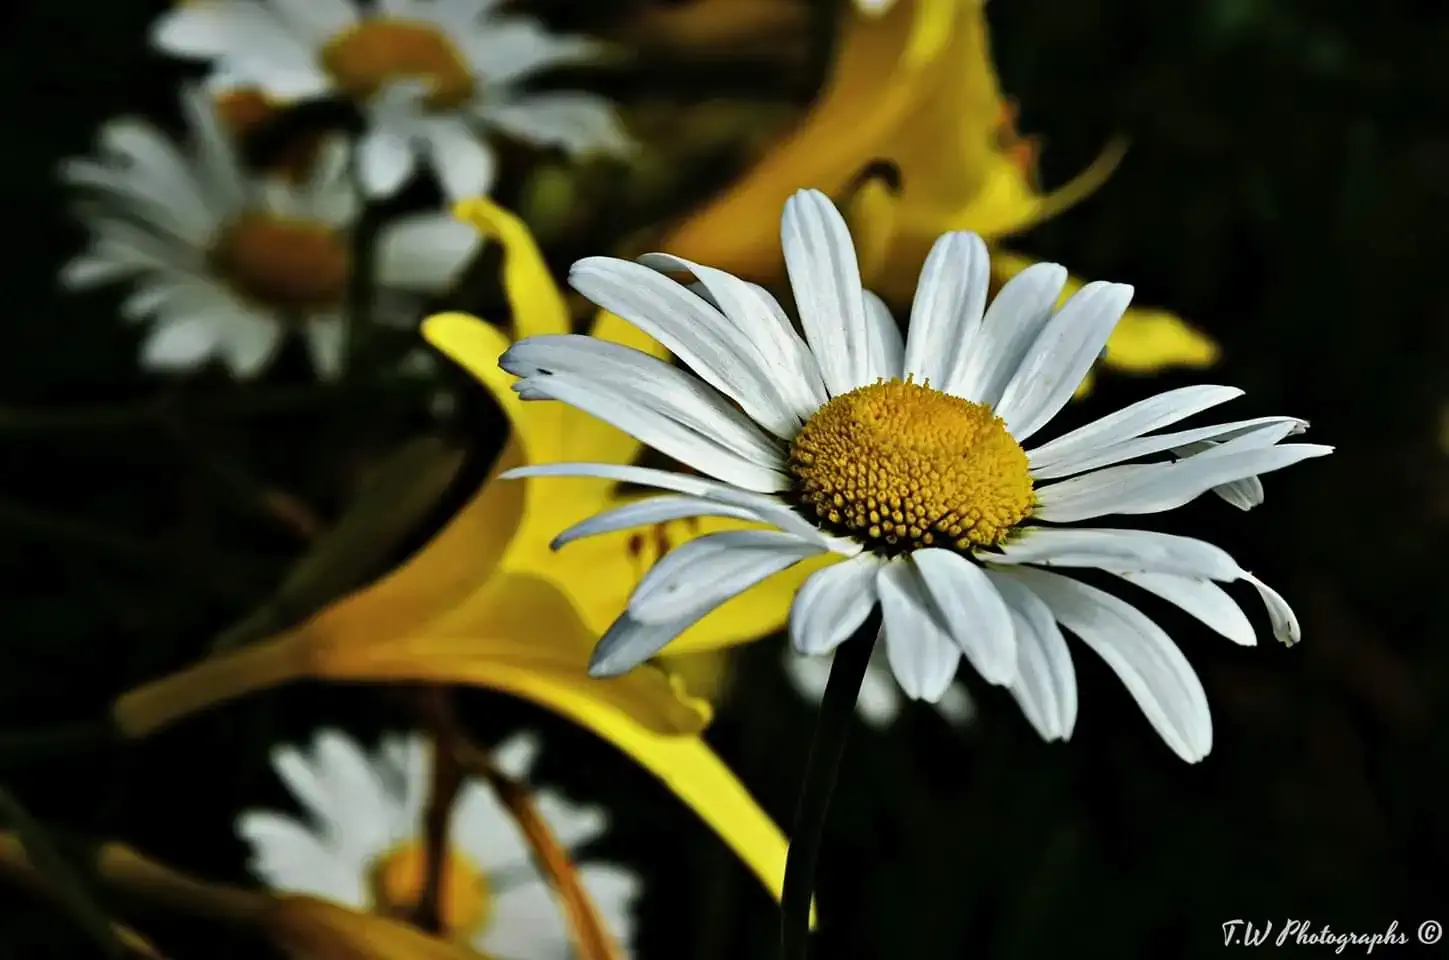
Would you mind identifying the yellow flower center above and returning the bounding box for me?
[321,19,476,110]
[368,841,491,941]
[788,379,1034,554]
[209,213,350,313]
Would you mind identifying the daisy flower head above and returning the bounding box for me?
[60,86,480,379]
[153,0,633,201]
[495,188,1332,764]
[239,729,637,957]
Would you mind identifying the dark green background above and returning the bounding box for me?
[2,0,1446,957]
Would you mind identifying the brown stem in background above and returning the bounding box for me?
[420,691,623,960]
[414,688,465,936]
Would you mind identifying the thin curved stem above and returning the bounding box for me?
[780,615,878,960]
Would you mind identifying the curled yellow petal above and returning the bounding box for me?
[452,197,569,340]
[991,249,1220,376]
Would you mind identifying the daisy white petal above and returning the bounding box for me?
[934,683,977,726]
[790,554,883,655]
[237,811,367,906]
[216,307,285,379]
[987,571,1077,741]
[1239,571,1301,645]
[505,337,786,475]
[267,0,359,43]
[1031,414,1308,480]
[877,561,963,702]
[141,312,227,371]
[375,212,481,292]
[1003,568,1212,763]
[994,281,1135,441]
[424,116,498,201]
[1034,439,1333,523]
[569,257,802,437]
[951,261,1067,406]
[464,19,603,86]
[1111,571,1257,646]
[862,290,905,383]
[356,125,418,198]
[1175,439,1267,509]
[549,495,763,551]
[629,530,825,624]
[911,548,1016,685]
[991,528,1241,581]
[638,252,825,426]
[781,188,871,395]
[152,1,301,61]
[1026,384,1244,472]
[479,91,632,156]
[500,462,853,552]
[590,611,703,676]
[304,315,346,381]
[903,230,988,391]
[516,374,787,491]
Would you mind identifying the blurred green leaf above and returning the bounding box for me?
[211,435,466,652]
[0,784,124,959]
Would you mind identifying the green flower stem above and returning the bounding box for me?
[781,615,879,960]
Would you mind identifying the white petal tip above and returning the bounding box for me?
[587,655,634,678]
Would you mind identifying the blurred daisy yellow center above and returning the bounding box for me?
[322,20,475,110]
[788,379,1033,553]
[368,841,490,939]
[210,213,349,312]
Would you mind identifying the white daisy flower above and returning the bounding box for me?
[785,646,976,729]
[60,86,480,380]
[238,729,638,958]
[152,0,632,201]
[489,188,1332,764]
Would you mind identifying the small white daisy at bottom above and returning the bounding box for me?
[486,187,1333,764]
[238,729,637,959]
[784,647,975,729]
[61,86,480,380]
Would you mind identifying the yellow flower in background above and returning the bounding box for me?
[113,198,819,909]
[662,0,1218,378]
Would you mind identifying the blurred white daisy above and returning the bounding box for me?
[60,87,480,380]
[152,0,632,200]
[784,646,975,729]
[239,729,638,958]
[485,187,1333,764]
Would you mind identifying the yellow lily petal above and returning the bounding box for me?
[991,249,1221,378]
[662,0,956,278]
[659,648,734,704]
[452,198,569,340]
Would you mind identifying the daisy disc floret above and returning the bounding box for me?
[493,188,1332,763]
[789,378,1034,552]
